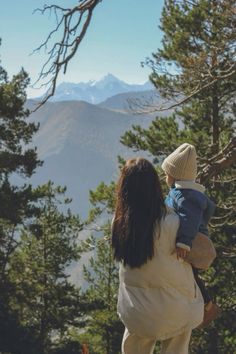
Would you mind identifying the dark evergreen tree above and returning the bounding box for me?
[0,43,41,278]
[80,182,124,354]
[0,43,43,353]
[7,182,84,354]
[0,47,87,354]
[121,1,236,352]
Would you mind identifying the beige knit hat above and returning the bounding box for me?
[161,143,197,180]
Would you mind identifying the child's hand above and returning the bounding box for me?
[176,247,189,260]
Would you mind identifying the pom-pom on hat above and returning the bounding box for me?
[161,143,197,180]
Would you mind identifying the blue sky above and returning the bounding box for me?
[0,0,164,97]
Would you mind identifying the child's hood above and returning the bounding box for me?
[175,180,205,193]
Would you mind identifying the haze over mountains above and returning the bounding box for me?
[28,74,158,286]
[29,74,158,217]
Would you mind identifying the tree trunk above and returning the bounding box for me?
[40,228,48,354]
[211,82,220,155]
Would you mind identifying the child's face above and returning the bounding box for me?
[166,174,175,187]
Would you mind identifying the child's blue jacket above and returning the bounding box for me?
[165,181,215,250]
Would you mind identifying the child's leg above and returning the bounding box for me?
[192,266,221,328]
[192,266,211,303]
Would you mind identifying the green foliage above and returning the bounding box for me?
[0,53,86,353]
[87,182,116,224]
[82,233,123,354]
[0,60,41,181]
[121,115,190,163]
[0,54,44,353]
[0,52,42,279]
[148,0,236,103]
[81,185,123,354]
[4,182,84,353]
[82,4,236,350]
[1,1,235,351]
[122,1,236,353]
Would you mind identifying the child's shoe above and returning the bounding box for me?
[197,302,221,329]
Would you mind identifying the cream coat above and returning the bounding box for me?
[117,210,204,340]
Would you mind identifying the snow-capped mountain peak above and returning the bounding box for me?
[48,74,153,104]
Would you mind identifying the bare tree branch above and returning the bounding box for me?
[32,0,102,110]
[129,66,236,114]
[32,0,236,116]
[199,137,236,184]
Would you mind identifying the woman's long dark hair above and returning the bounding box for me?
[112,158,166,268]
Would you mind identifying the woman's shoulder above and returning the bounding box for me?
[163,207,179,227]
[154,209,179,242]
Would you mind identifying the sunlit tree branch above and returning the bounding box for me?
[199,137,236,185]
[33,0,102,109]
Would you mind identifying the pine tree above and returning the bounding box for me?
[121,1,236,352]
[6,182,85,353]
[0,43,41,278]
[81,182,124,354]
[0,43,44,353]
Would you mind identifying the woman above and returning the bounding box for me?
[112,158,203,354]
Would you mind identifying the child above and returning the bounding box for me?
[161,143,220,328]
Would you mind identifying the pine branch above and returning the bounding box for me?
[129,66,236,114]
[199,137,236,184]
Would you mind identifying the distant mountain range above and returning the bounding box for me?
[28,97,153,218]
[27,78,164,286]
[28,77,162,218]
[45,73,153,104]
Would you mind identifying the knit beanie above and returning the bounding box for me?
[161,143,197,180]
